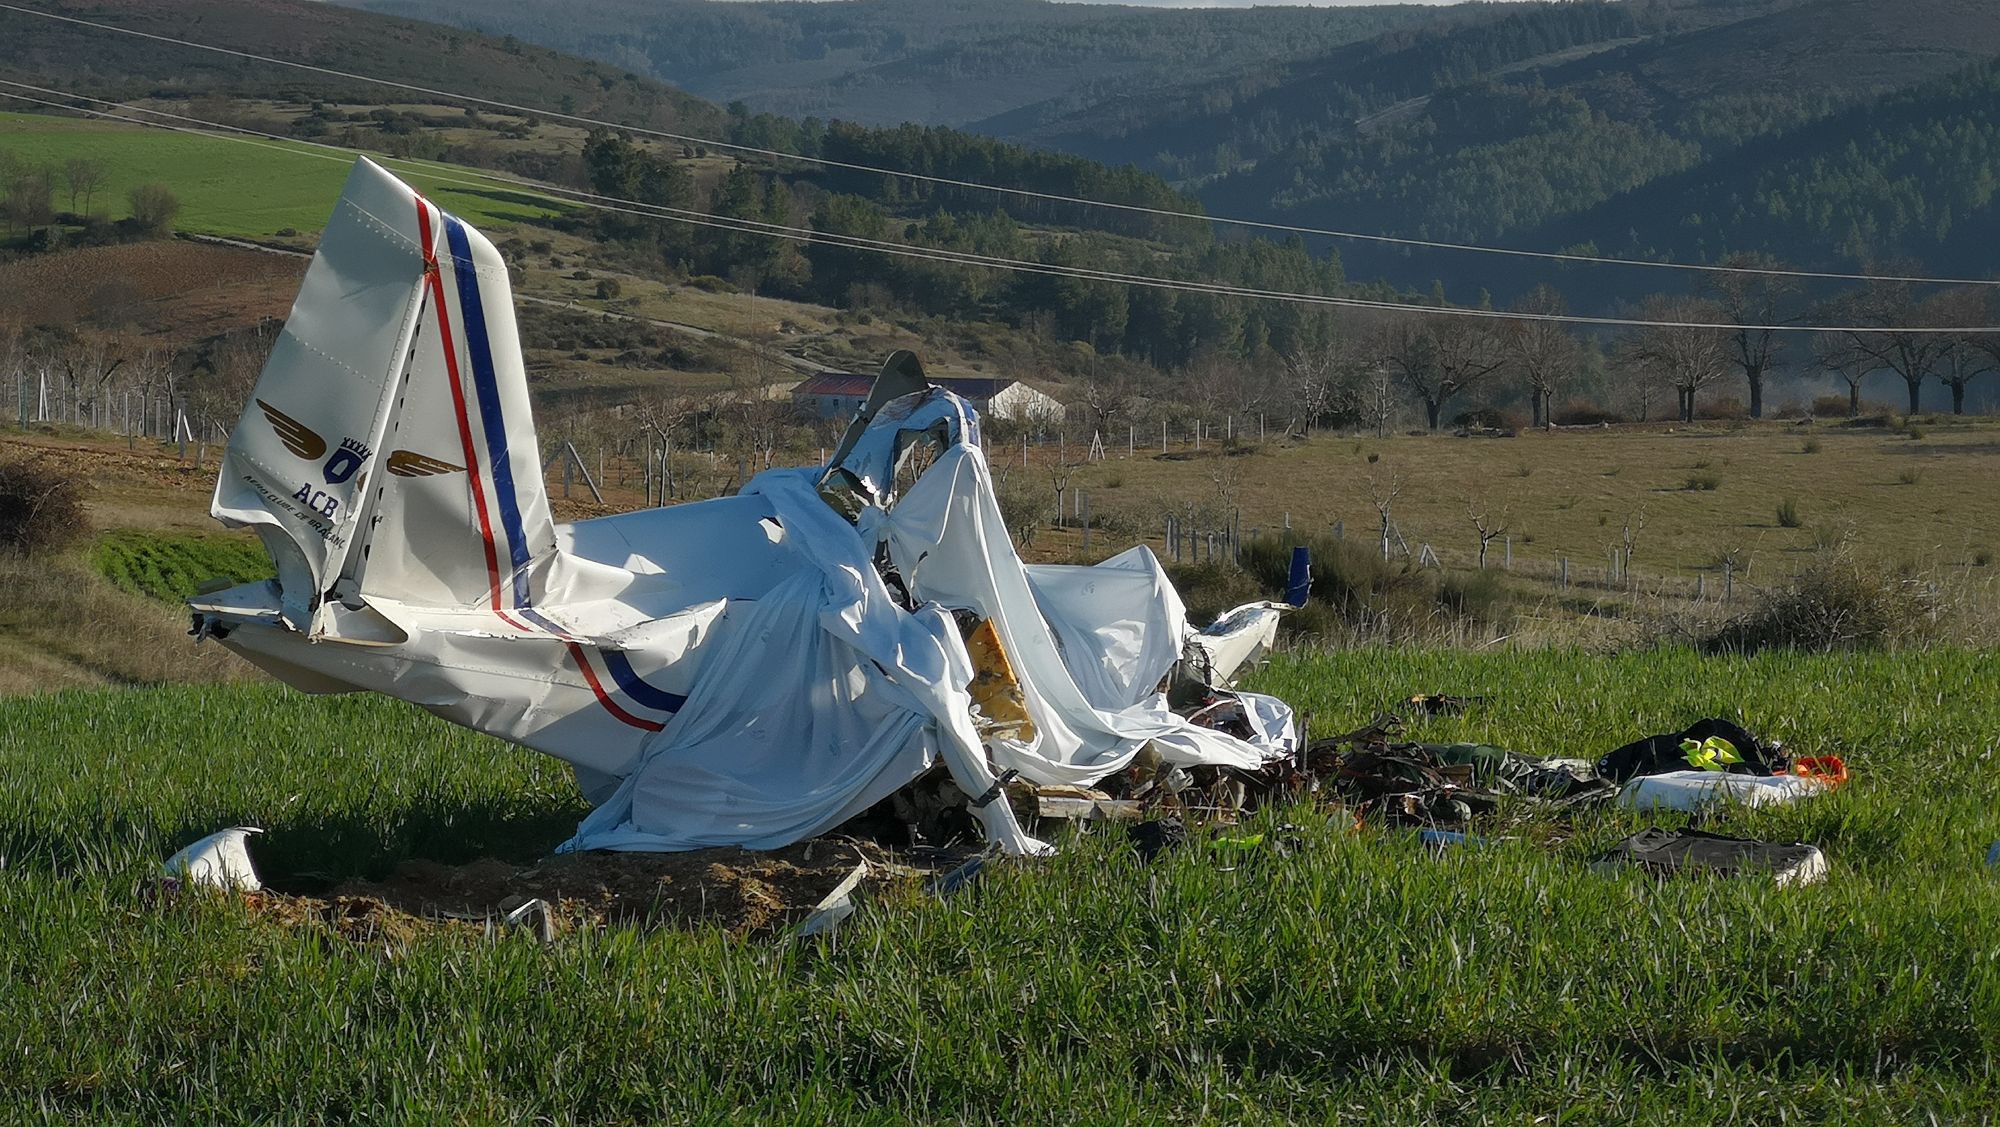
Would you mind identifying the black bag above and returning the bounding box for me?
[1596,718,1787,783]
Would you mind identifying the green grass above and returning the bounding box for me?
[3,649,1999,1118]
[0,112,564,239]
[90,530,273,603]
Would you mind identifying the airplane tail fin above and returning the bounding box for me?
[214,158,555,632]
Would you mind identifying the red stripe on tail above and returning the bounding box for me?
[415,196,504,610]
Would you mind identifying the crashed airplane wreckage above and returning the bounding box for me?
[189,158,1295,855]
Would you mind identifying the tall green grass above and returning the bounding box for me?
[91,530,274,603]
[2,651,1997,1119]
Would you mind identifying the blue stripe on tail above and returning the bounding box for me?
[443,216,532,609]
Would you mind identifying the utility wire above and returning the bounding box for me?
[5,83,1996,335]
[5,0,1998,289]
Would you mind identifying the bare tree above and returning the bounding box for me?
[1049,459,1077,530]
[1467,497,1510,569]
[5,164,55,232]
[1810,332,1872,418]
[1932,288,1995,416]
[1367,464,1402,561]
[1075,358,1141,441]
[1619,296,1728,422]
[1281,338,1347,434]
[62,157,107,217]
[1700,253,1799,419]
[1939,338,1995,416]
[58,330,130,425]
[1846,277,1955,415]
[1503,285,1578,429]
[1379,313,1506,431]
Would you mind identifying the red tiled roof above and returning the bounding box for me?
[790,374,875,397]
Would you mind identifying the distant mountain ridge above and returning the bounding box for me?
[351,0,2000,299]
[345,0,1441,127]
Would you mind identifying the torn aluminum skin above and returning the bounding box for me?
[192,158,1295,855]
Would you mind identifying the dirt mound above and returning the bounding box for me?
[260,838,956,943]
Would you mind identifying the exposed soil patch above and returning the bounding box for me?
[257,838,959,943]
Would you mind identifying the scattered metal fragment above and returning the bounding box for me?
[500,897,556,944]
[1033,785,1142,822]
[1594,829,1828,887]
[161,826,264,891]
[928,854,988,897]
[794,860,871,938]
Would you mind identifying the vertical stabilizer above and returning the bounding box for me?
[214,158,555,631]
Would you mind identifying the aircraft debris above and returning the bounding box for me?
[161,826,264,891]
[190,158,1299,858]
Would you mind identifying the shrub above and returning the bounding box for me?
[1704,553,1951,653]
[686,274,738,294]
[1694,396,1746,420]
[1683,472,1721,491]
[1775,497,1802,528]
[1553,399,1623,426]
[1450,406,1524,431]
[1800,437,1822,454]
[0,456,88,557]
[1436,568,1513,630]
[1224,531,1512,642]
[127,183,181,236]
[1896,467,1922,486]
[1973,548,1993,568]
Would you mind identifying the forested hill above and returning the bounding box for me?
[357,0,2000,302]
[0,0,1356,371]
[0,0,725,136]
[340,0,1440,129]
[1529,59,2000,280]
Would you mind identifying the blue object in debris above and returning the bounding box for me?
[1286,545,1311,607]
[1987,842,2000,867]
[1419,829,1489,850]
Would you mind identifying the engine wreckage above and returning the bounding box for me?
[189,158,1296,855]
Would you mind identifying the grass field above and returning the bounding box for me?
[0,112,563,239]
[1054,417,2000,589]
[3,649,1997,1119]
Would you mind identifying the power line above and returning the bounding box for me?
[5,84,1996,335]
[5,0,1997,289]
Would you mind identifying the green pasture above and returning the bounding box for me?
[91,529,273,603]
[2,648,1997,1119]
[0,111,564,239]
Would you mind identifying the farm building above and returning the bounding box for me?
[791,373,1065,424]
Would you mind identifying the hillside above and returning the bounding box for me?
[375,0,2000,304]
[340,0,1439,128]
[0,0,724,137]
[1027,0,2000,293]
